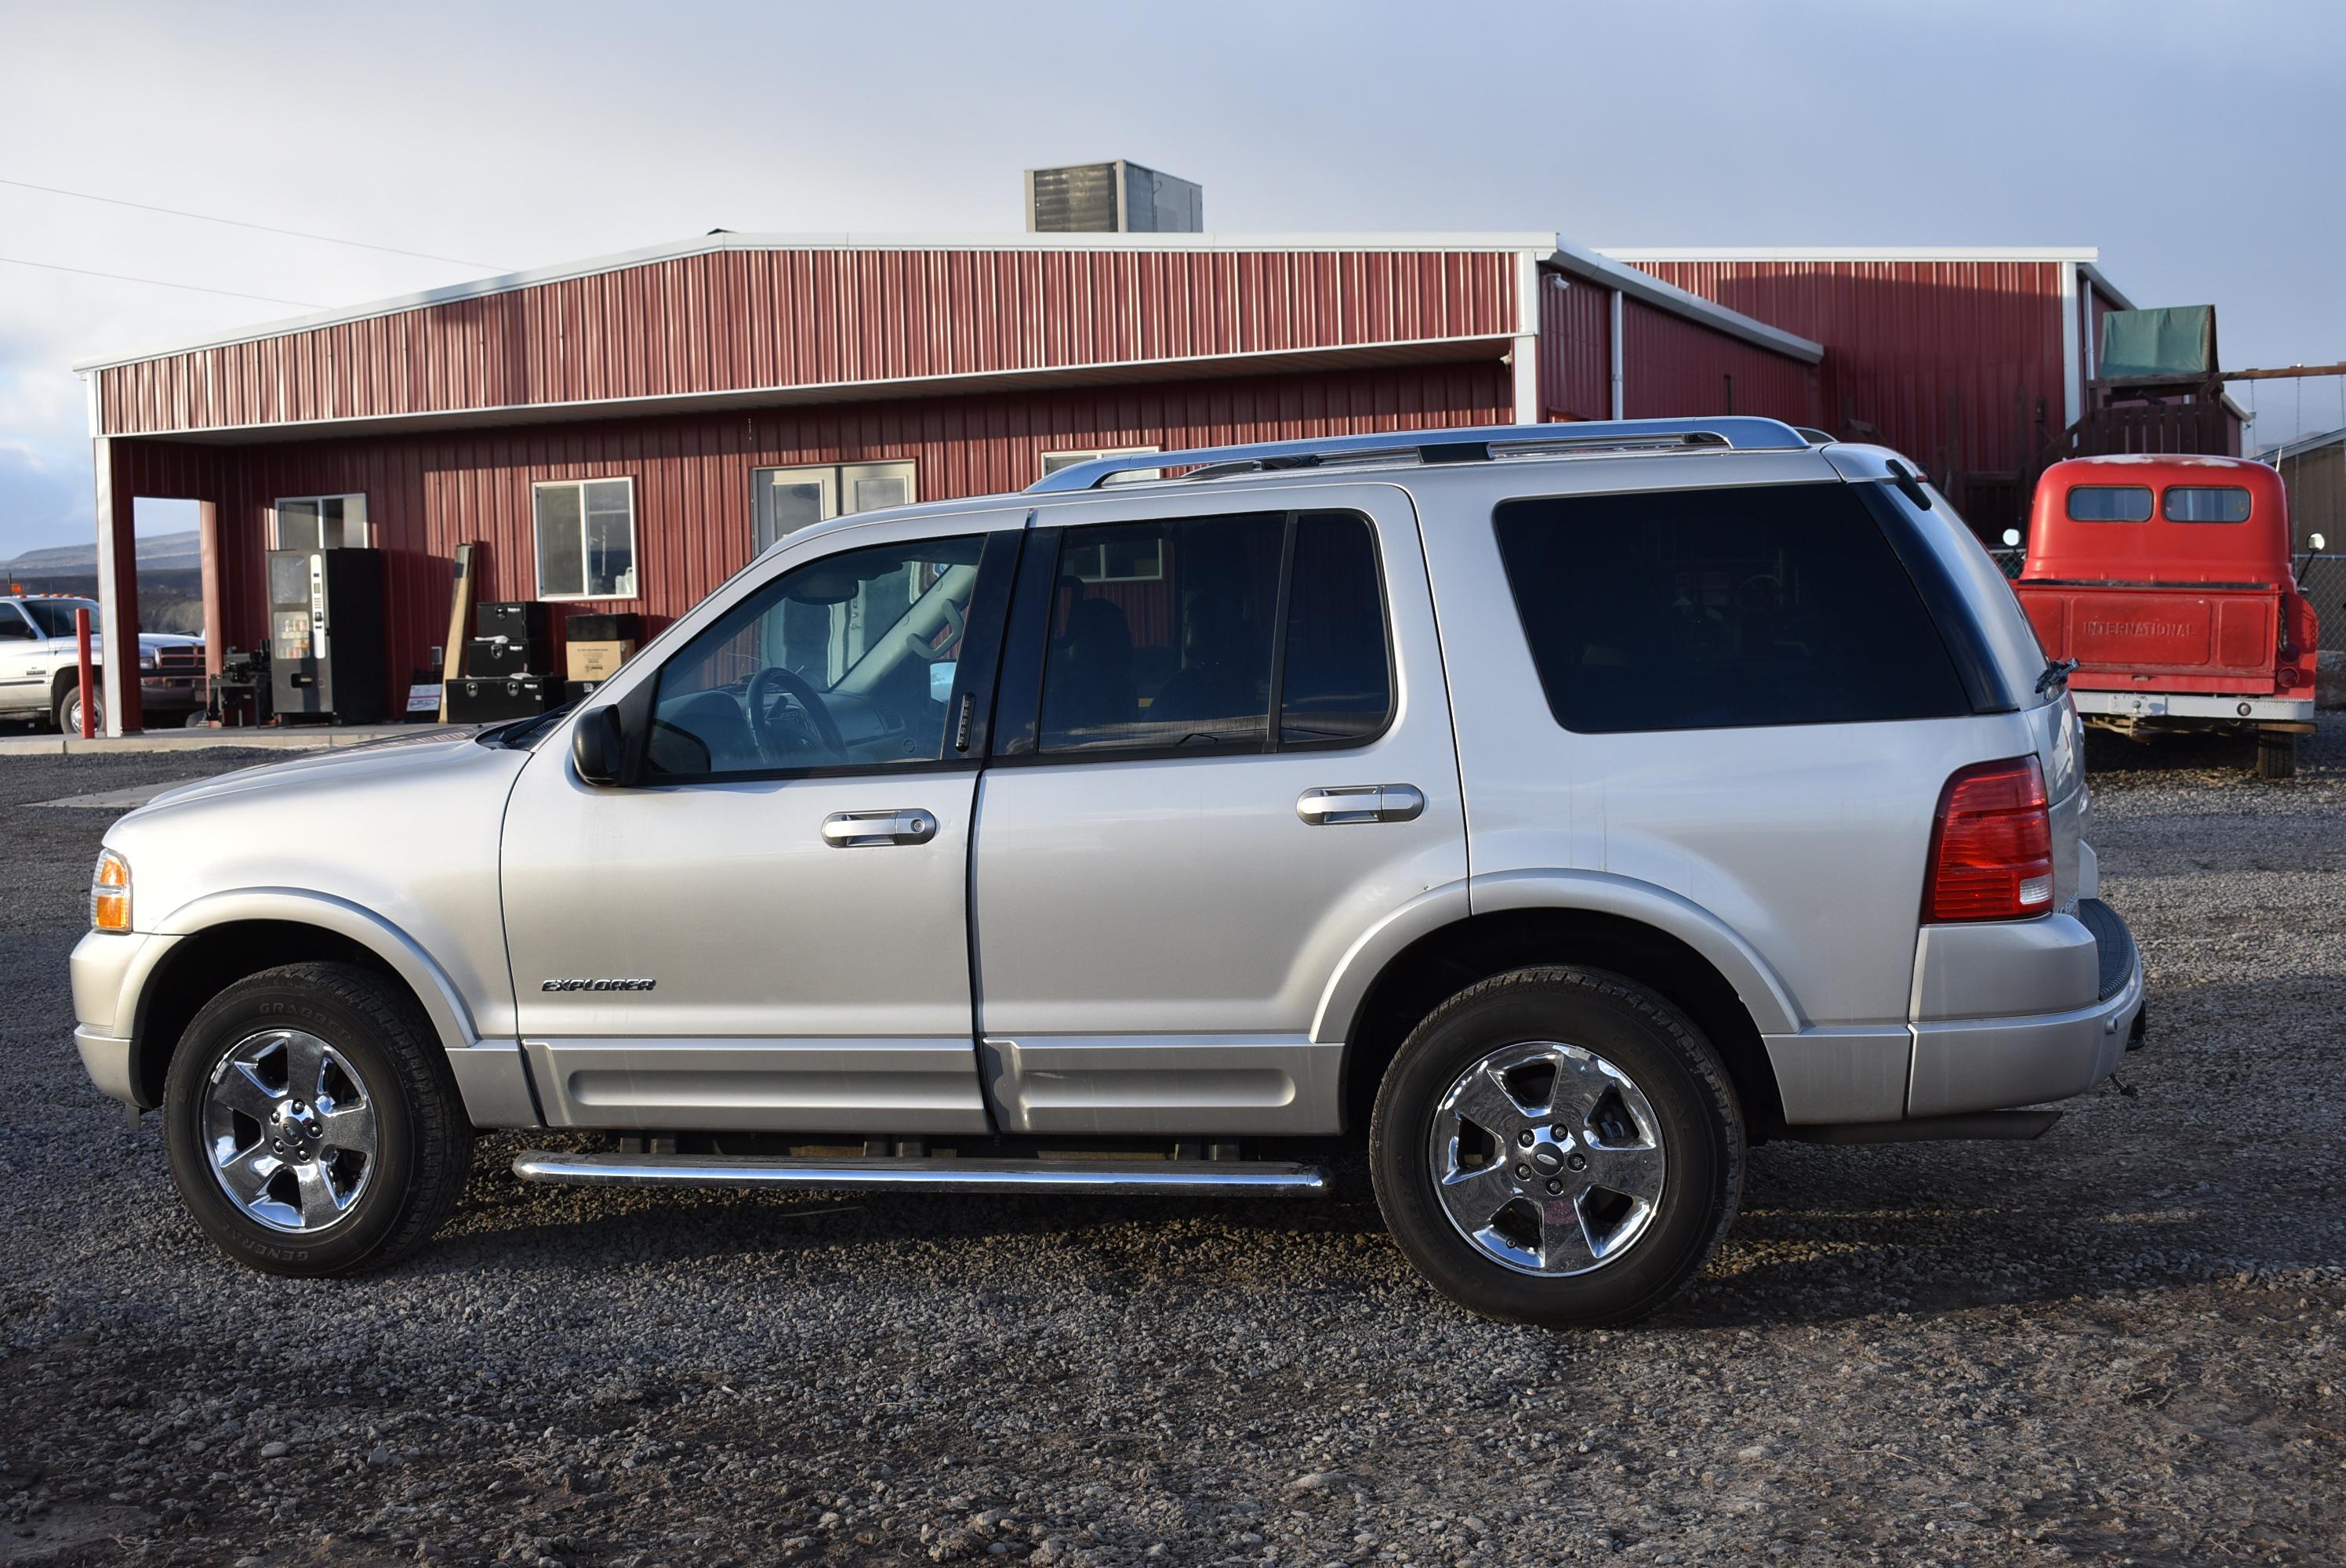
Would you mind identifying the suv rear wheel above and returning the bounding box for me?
[1369,967,1744,1326]
[162,962,473,1276]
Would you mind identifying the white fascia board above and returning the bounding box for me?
[1543,240,1824,365]
[1598,245,2104,263]
[72,230,1563,373]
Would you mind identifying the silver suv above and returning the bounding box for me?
[70,419,2145,1325]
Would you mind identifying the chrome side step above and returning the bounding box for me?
[511,1150,1330,1196]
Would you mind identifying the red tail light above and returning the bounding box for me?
[1923,756,2053,923]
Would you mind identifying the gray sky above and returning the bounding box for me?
[5,0,2342,562]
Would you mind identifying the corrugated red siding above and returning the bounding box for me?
[111,361,1511,714]
[1615,299,1821,426]
[96,248,1522,437]
[1626,259,2066,478]
[1538,277,1613,420]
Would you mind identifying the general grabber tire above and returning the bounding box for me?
[162,962,474,1277]
[1369,967,1745,1327]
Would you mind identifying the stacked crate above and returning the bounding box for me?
[565,612,641,699]
[448,602,566,722]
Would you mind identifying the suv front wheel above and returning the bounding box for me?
[162,962,474,1276]
[1369,967,1745,1326]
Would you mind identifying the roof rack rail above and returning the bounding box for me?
[1026,417,1812,493]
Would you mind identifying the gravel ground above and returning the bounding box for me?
[1,728,2340,1568]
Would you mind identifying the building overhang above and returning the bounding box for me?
[107,333,1519,447]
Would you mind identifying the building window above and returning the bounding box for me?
[534,478,637,600]
[271,494,368,550]
[1040,446,1162,486]
[751,463,917,552]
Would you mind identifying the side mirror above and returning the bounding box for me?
[572,706,626,786]
[2002,528,2022,547]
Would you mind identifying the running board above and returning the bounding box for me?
[510,1150,1330,1196]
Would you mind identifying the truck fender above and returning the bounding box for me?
[146,887,483,1058]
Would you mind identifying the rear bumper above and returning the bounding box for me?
[2071,689,2313,722]
[1905,899,2145,1117]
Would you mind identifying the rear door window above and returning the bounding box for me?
[2065,485,2154,522]
[2162,485,2251,523]
[1035,510,1392,756]
[1493,482,1970,734]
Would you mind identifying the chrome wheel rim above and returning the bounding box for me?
[1425,1040,1667,1276]
[201,1029,378,1233]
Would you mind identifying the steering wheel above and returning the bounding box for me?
[746,665,845,760]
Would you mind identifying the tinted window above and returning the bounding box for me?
[1035,510,1392,756]
[1494,483,1970,733]
[1041,514,1280,753]
[648,536,982,778]
[20,599,99,637]
[2163,485,2251,523]
[2066,485,2153,522]
[1280,514,1391,744]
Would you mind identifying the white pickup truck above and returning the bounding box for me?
[0,594,205,731]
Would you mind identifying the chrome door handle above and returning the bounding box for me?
[1296,784,1425,826]
[822,808,939,848]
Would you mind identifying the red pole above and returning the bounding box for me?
[75,606,96,740]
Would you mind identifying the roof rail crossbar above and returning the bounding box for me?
[1026,417,1811,493]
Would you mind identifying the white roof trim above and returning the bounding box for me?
[1543,241,1824,365]
[1597,246,2105,263]
[71,230,1563,372]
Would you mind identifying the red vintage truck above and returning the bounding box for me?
[2015,455,2320,778]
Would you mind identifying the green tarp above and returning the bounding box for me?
[2099,305,2218,380]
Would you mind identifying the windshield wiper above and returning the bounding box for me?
[2035,657,2080,696]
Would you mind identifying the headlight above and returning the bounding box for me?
[91,849,131,933]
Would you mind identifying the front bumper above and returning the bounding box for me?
[2071,689,2314,723]
[71,928,175,1108]
[1905,898,2145,1118]
[137,673,206,713]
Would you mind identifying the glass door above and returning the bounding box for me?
[753,463,917,552]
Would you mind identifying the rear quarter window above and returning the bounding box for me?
[1493,482,1971,734]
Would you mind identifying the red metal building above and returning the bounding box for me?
[1599,248,2235,528]
[74,230,1825,731]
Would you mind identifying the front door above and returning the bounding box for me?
[499,506,1022,1133]
[969,482,1467,1136]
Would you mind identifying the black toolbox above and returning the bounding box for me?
[447,675,568,724]
[565,611,641,642]
[465,635,533,679]
[476,601,550,648]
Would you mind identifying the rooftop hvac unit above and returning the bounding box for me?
[1024,161,1202,234]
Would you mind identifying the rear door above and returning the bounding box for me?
[968,481,1466,1135]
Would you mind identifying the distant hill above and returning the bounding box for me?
[5,530,205,576]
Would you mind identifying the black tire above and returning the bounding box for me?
[1369,966,1744,1327]
[54,681,100,736]
[162,962,474,1276]
[2255,728,2297,780]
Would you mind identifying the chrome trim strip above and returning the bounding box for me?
[510,1151,1330,1196]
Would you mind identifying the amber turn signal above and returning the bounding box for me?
[91,849,131,933]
